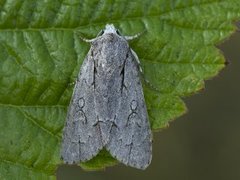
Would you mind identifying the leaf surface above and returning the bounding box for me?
[0,0,239,178]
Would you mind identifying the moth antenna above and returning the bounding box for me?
[75,31,97,43]
[79,36,97,43]
[124,29,147,41]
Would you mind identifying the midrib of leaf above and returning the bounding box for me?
[0,23,233,32]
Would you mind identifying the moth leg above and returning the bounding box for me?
[68,81,75,87]
[131,49,159,92]
[130,49,142,73]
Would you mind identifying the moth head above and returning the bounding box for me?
[97,24,122,37]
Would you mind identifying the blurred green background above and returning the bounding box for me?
[57,28,240,180]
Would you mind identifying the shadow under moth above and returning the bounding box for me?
[61,24,152,169]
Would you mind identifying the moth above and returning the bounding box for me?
[61,24,152,169]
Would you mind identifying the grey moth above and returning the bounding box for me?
[61,24,152,169]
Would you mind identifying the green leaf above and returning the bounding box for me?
[0,0,239,178]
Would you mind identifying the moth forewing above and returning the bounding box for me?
[61,24,152,169]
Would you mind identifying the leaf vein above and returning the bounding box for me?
[159,0,225,17]
[2,41,35,75]
[17,107,61,140]
[0,1,233,32]
[0,103,65,108]
[162,19,233,32]
[0,158,54,176]
[142,58,224,65]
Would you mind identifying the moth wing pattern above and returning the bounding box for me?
[61,24,152,169]
[61,49,103,163]
[106,49,152,169]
